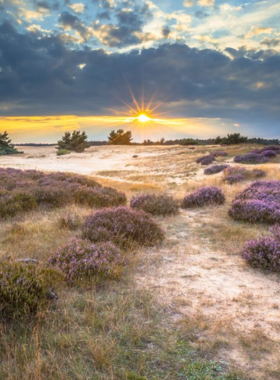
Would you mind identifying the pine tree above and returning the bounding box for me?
[57,130,90,153]
[0,131,20,155]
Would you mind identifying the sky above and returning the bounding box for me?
[0,0,279,142]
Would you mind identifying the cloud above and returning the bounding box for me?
[0,20,280,139]
[246,26,273,39]
[198,0,215,7]
[261,37,280,47]
[68,3,85,14]
[183,0,194,7]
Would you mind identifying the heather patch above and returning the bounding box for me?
[0,263,58,319]
[82,206,164,248]
[204,165,229,175]
[0,168,126,218]
[229,181,280,224]
[234,153,269,164]
[49,239,123,283]
[196,155,215,165]
[130,193,179,216]
[242,226,280,272]
[223,167,266,184]
[261,150,277,158]
[182,187,225,208]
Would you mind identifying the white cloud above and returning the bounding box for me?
[198,0,215,7]
[245,26,273,39]
[183,0,194,7]
[78,63,86,69]
[69,3,85,14]
[27,24,52,34]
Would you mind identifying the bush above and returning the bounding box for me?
[130,194,179,216]
[49,239,123,283]
[261,146,280,153]
[242,236,280,272]
[0,263,57,319]
[58,213,81,230]
[223,167,266,184]
[204,165,229,175]
[229,181,280,224]
[182,187,225,208]
[82,206,164,248]
[212,151,228,157]
[0,192,37,218]
[57,130,90,153]
[74,186,127,208]
[261,150,277,158]
[234,153,269,164]
[196,155,215,165]
[57,149,71,156]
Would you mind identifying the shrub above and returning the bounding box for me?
[234,153,269,164]
[204,164,229,175]
[0,263,57,319]
[57,130,90,153]
[261,150,277,158]
[32,185,72,208]
[182,187,225,208]
[196,155,215,165]
[212,151,228,157]
[229,181,280,224]
[82,206,164,248]
[74,186,127,208]
[130,193,179,216]
[223,167,266,184]
[58,213,81,230]
[0,192,37,218]
[57,149,71,156]
[261,146,280,153]
[242,236,280,272]
[49,239,123,283]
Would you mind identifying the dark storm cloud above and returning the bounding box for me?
[58,11,88,37]
[0,20,280,134]
[32,0,60,11]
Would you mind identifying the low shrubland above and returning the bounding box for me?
[229,180,280,224]
[182,187,225,208]
[82,206,164,248]
[242,225,280,272]
[0,262,59,319]
[196,155,216,165]
[234,153,269,164]
[49,239,124,283]
[130,193,179,216]
[204,164,229,175]
[0,168,126,218]
[223,167,266,184]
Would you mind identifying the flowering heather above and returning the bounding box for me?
[130,193,179,216]
[261,146,280,153]
[49,239,123,282]
[261,150,277,158]
[212,151,228,157]
[196,155,215,165]
[223,166,266,184]
[0,168,127,218]
[242,236,280,272]
[229,181,280,224]
[82,206,164,248]
[204,164,229,175]
[0,263,55,319]
[234,153,269,164]
[182,187,225,208]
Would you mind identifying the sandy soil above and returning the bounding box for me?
[2,145,280,379]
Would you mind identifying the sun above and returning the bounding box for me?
[137,114,151,123]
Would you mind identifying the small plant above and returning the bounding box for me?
[0,192,37,218]
[242,226,280,272]
[196,155,215,165]
[0,263,58,319]
[182,187,225,208]
[58,213,81,230]
[130,193,179,216]
[229,181,280,224]
[82,206,164,248]
[57,149,71,156]
[49,239,124,283]
[204,165,229,175]
[234,153,269,164]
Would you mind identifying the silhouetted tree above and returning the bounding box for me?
[57,130,90,152]
[0,131,21,155]
[107,129,133,145]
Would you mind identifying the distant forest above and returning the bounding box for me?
[16,133,280,147]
